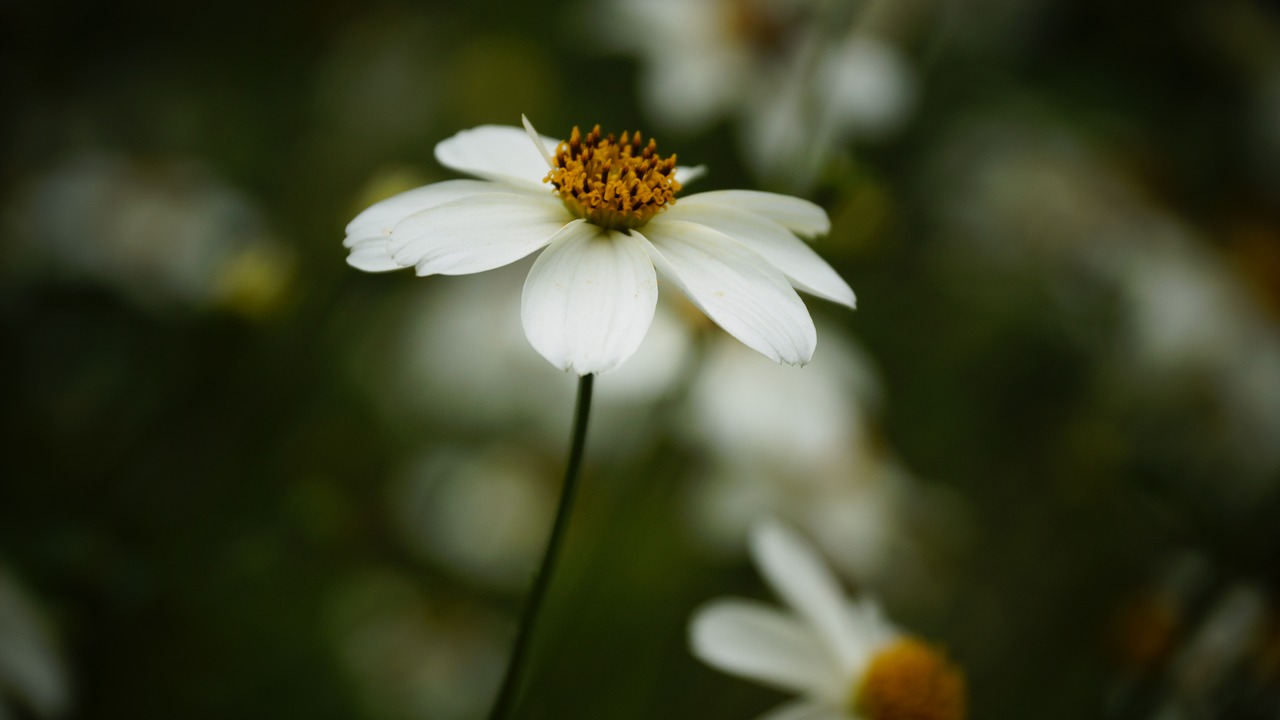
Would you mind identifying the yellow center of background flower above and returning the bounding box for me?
[853,637,966,720]
[545,125,682,231]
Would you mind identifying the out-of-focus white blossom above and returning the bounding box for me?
[690,521,966,720]
[596,0,916,192]
[686,321,878,477]
[8,152,293,317]
[927,113,1280,491]
[683,324,966,597]
[1109,219,1280,485]
[387,446,556,589]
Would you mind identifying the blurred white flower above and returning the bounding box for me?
[684,325,965,597]
[1116,222,1273,374]
[356,260,695,457]
[346,117,853,373]
[927,116,1131,267]
[743,33,915,191]
[928,113,1280,489]
[387,446,556,589]
[9,152,292,316]
[686,323,878,475]
[690,521,966,720]
[0,568,69,719]
[597,0,915,191]
[1112,223,1280,485]
[818,37,916,140]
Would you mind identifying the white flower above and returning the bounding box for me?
[682,326,969,603]
[741,33,915,192]
[691,521,966,720]
[685,323,879,477]
[12,152,292,316]
[595,0,916,192]
[344,116,854,375]
[926,113,1280,486]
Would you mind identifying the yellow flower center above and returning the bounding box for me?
[544,124,682,231]
[853,638,967,720]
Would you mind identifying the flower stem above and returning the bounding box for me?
[487,373,595,720]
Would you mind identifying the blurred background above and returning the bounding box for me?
[2,0,1279,718]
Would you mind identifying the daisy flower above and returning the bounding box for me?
[595,0,915,192]
[344,116,854,375]
[691,520,966,720]
[17,152,292,316]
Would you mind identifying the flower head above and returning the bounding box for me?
[690,520,965,720]
[546,125,682,230]
[345,116,853,375]
[596,0,915,192]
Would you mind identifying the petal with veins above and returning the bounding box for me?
[637,221,816,366]
[391,193,570,276]
[434,125,560,188]
[655,205,854,307]
[681,190,831,238]
[345,237,400,272]
[344,180,502,245]
[521,221,658,375]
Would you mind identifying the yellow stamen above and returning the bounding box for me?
[854,637,966,720]
[544,124,681,231]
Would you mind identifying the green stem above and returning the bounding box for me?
[487,373,595,720]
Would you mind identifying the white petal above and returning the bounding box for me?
[522,114,556,168]
[637,221,816,366]
[657,205,855,308]
[838,599,902,686]
[521,221,658,375]
[434,125,560,189]
[345,237,401,272]
[344,179,501,244]
[690,599,845,698]
[391,193,570,276]
[681,190,831,238]
[847,598,901,653]
[676,165,708,185]
[756,701,847,720]
[751,521,863,671]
